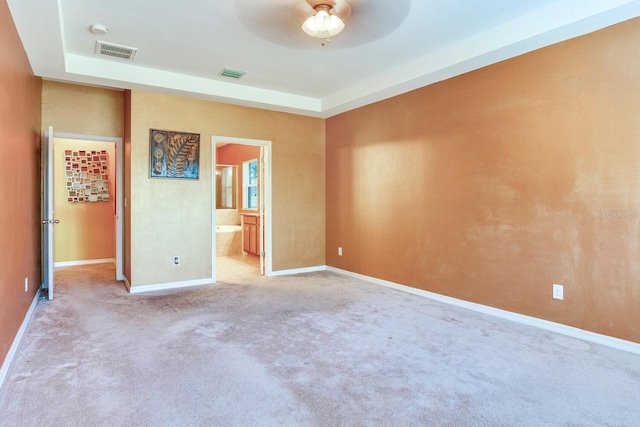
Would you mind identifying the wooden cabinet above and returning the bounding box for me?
[243,215,259,256]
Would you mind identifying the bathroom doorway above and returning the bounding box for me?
[211,136,271,282]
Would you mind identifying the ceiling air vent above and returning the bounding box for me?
[219,68,246,79]
[95,41,138,61]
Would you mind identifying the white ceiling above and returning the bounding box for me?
[7,0,640,118]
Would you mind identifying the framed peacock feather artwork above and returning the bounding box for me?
[149,129,200,179]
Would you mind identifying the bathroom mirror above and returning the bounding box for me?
[215,165,237,209]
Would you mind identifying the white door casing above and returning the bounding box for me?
[42,126,55,300]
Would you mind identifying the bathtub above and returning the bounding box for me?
[216,225,243,256]
[216,225,242,232]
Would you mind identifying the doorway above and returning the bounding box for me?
[211,136,272,282]
[44,131,123,299]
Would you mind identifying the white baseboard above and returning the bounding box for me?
[0,291,39,389]
[128,278,212,294]
[55,258,115,268]
[270,265,327,277]
[326,266,640,355]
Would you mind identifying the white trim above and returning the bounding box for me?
[326,266,640,356]
[115,136,124,281]
[270,265,327,277]
[128,278,212,294]
[0,291,39,389]
[52,132,120,143]
[55,258,115,268]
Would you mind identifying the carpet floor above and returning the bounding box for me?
[1,263,639,426]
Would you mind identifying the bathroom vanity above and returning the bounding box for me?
[242,214,260,256]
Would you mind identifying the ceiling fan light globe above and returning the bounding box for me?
[314,10,331,32]
[300,2,348,39]
[302,16,319,37]
[328,15,345,36]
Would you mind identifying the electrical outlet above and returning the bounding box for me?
[553,284,564,300]
[338,247,343,256]
[173,256,180,266]
[24,277,28,292]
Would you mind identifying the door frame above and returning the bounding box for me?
[52,132,124,281]
[211,135,272,282]
[43,127,54,299]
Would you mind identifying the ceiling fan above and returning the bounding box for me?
[234,0,410,49]
[295,0,352,40]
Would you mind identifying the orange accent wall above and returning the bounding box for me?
[326,19,640,343]
[0,0,42,364]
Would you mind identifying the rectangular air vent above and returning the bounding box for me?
[95,41,138,61]
[219,68,246,79]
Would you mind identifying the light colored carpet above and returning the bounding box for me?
[1,264,639,426]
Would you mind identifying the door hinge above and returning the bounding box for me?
[260,251,265,258]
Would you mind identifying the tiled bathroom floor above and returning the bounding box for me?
[216,254,261,281]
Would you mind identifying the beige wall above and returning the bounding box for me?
[127,91,325,287]
[41,81,124,137]
[0,0,42,365]
[326,19,640,343]
[53,138,116,263]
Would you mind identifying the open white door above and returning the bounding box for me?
[259,148,265,276]
[42,126,57,300]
